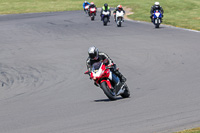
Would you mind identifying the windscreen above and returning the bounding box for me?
[92,62,102,71]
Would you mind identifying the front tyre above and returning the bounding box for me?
[117,17,122,27]
[155,23,160,28]
[91,13,95,21]
[120,84,130,98]
[103,17,108,26]
[100,81,117,100]
[155,18,160,28]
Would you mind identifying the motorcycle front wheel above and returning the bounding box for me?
[155,18,160,28]
[100,81,117,100]
[117,17,122,27]
[91,13,95,21]
[103,17,108,26]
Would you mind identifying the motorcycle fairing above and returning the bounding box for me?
[153,10,162,19]
[100,80,112,89]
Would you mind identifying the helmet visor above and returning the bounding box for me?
[89,52,97,59]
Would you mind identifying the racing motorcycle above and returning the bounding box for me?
[89,7,97,21]
[152,10,163,28]
[84,5,90,15]
[101,10,110,26]
[115,10,124,27]
[84,60,130,100]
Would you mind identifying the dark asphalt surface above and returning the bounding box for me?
[0,11,200,133]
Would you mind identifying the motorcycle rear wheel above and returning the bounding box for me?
[120,83,130,98]
[100,81,117,100]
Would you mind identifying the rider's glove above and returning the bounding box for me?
[94,82,99,87]
[103,59,109,65]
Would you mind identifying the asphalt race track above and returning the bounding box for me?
[0,11,200,133]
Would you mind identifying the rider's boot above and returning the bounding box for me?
[111,73,124,95]
[115,82,125,95]
[100,14,103,21]
[109,69,126,95]
[114,70,126,84]
[114,15,116,22]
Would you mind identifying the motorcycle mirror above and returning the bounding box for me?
[103,59,109,64]
[84,71,89,74]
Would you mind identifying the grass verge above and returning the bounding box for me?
[175,127,200,133]
[0,0,199,31]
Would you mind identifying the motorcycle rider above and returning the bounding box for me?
[83,1,90,13]
[100,3,111,22]
[150,2,164,22]
[88,2,97,16]
[86,46,126,93]
[113,5,125,22]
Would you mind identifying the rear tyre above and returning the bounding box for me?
[100,81,117,100]
[120,84,130,98]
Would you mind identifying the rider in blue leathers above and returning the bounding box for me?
[83,1,90,12]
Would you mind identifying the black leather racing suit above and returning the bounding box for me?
[86,52,113,72]
[150,5,164,20]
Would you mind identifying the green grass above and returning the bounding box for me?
[175,127,200,133]
[0,0,199,30]
[125,0,200,31]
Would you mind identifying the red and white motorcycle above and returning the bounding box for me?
[84,60,130,100]
[84,5,90,15]
[89,7,97,21]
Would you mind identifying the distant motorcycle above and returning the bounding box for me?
[84,5,89,15]
[89,7,97,21]
[115,10,124,27]
[152,10,163,28]
[84,60,130,100]
[101,11,110,26]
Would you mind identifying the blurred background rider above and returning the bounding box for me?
[100,3,111,22]
[83,1,90,13]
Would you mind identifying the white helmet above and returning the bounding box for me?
[155,2,160,6]
[84,1,87,3]
[88,46,99,60]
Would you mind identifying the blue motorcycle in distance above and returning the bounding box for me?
[101,11,110,26]
[153,10,163,28]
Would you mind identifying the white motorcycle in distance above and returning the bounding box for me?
[102,11,110,26]
[115,10,124,27]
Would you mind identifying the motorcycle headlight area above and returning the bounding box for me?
[92,69,104,79]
